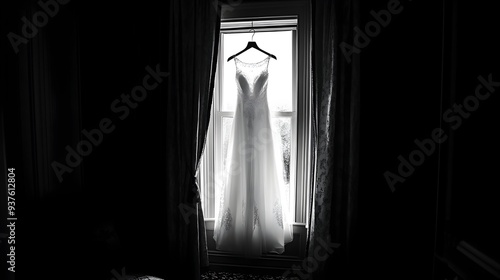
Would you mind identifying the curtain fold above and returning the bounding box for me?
[164,0,220,279]
[308,0,360,278]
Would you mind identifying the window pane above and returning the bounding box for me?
[213,117,234,220]
[272,117,292,214]
[221,31,293,112]
[222,117,233,174]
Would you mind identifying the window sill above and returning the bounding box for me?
[204,220,307,273]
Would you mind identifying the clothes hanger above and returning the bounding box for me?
[227,22,277,62]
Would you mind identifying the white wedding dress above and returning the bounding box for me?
[213,56,293,255]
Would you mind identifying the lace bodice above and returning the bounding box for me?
[235,57,270,121]
[235,57,269,99]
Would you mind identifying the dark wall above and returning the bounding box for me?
[448,2,500,257]
[357,1,500,280]
[433,2,500,279]
[357,1,443,279]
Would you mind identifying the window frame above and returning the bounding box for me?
[199,1,312,234]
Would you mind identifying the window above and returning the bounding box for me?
[199,6,311,234]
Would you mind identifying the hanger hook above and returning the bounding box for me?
[250,21,255,41]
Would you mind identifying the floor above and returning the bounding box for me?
[201,271,300,280]
[130,269,300,280]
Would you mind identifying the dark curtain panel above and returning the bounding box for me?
[164,0,220,279]
[308,0,360,278]
[2,1,83,279]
